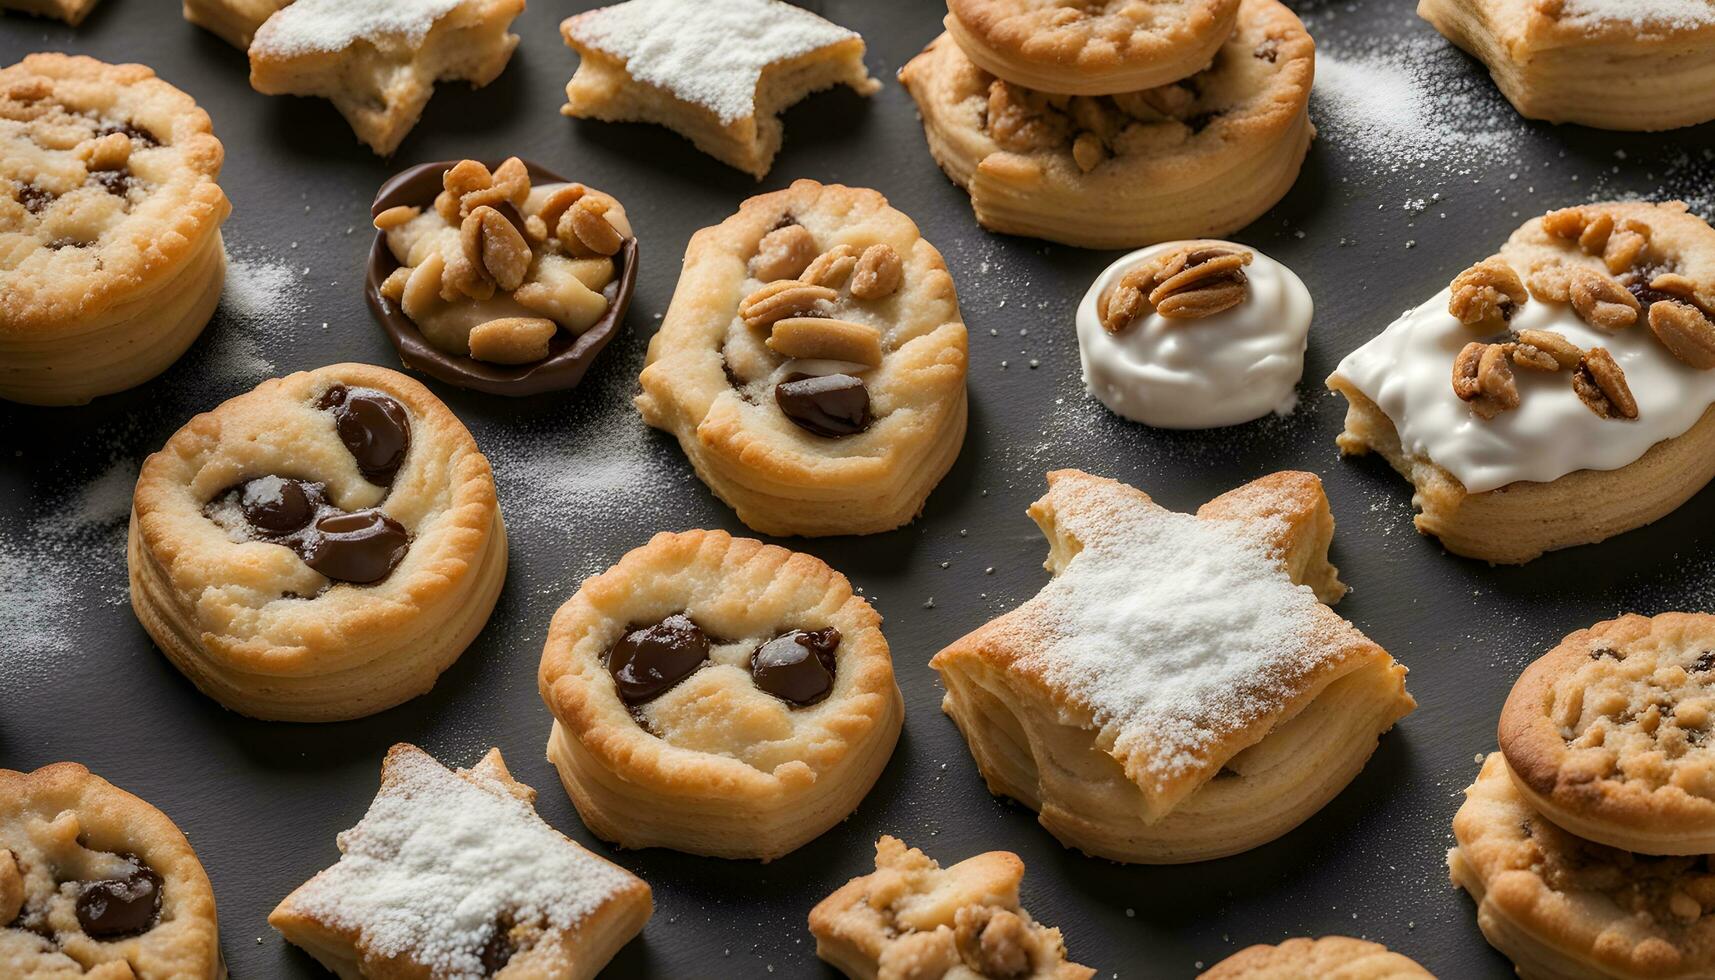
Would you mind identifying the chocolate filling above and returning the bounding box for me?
[750,627,840,707]
[17,183,53,214]
[365,159,639,397]
[89,167,135,198]
[318,385,411,486]
[75,860,162,939]
[775,373,871,437]
[210,477,412,586]
[95,121,159,148]
[606,614,710,707]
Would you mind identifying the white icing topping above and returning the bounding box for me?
[1074,242,1313,429]
[251,0,463,56]
[1336,284,1715,493]
[565,0,861,124]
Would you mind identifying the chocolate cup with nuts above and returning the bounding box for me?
[365,159,638,397]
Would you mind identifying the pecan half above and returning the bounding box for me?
[1572,348,1639,420]
[765,316,883,367]
[751,223,817,281]
[1448,257,1527,326]
[1099,268,1151,333]
[851,244,903,300]
[1452,342,1521,419]
[738,280,837,330]
[1148,245,1253,319]
[801,245,858,288]
[1514,329,1582,370]
[373,204,420,231]
[1569,268,1641,330]
[1649,301,1715,369]
[1578,212,1614,255]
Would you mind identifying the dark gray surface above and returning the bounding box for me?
[4,0,1715,976]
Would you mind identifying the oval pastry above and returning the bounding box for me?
[0,763,222,979]
[537,529,903,860]
[636,179,968,537]
[128,363,506,722]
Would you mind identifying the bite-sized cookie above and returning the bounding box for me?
[248,0,523,156]
[1,763,223,979]
[560,0,880,180]
[1452,752,1715,980]
[128,363,506,722]
[1420,0,1715,131]
[182,0,290,49]
[898,0,1314,249]
[271,744,651,979]
[636,179,968,538]
[1330,201,1715,564]
[538,529,903,861]
[808,835,1095,980]
[1198,936,1432,978]
[944,0,1241,95]
[1076,239,1313,428]
[0,0,100,25]
[367,157,638,396]
[0,54,229,407]
[931,470,1415,864]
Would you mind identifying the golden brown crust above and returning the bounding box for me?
[0,0,101,25]
[1198,936,1433,978]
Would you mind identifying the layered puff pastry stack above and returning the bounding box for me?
[899,0,1315,249]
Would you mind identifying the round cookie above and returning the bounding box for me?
[0,53,229,406]
[1198,936,1431,979]
[129,363,506,722]
[1,763,223,979]
[635,178,968,538]
[898,0,1314,250]
[537,529,903,861]
[943,0,1241,95]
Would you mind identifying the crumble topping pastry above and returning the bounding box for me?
[1198,935,1432,978]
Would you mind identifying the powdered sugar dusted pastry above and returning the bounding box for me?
[899,0,1314,249]
[538,529,903,861]
[560,0,880,180]
[0,0,100,24]
[931,470,1414,864]
[129,363,506,722]
[808,835,1095,980]
[1330,201,1715,564]
[270,744,650,979]
[1198,936,1431,979]
[0,54,229,407]
[1451,751,1715,980]
[1419,0,1715,131]
[1076,240,1312,428]
[636,179,968,538]
[1,763,223,979]
[248,0,523,156]
[183,0,290,49]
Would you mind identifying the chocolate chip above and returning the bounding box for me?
[775,373,870,437]
[17,183,53,214]
[607,614,710,706]
[237,476,323,536]
[1694,651,1715,673]
[302,510,409,584]
[319,385,411,485]
[75,861,161,938]
[1624,275,1682,311]
[90,168,134,197]
[95,121,159,148]
[750,627,840,707]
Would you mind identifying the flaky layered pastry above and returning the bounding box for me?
[538,529,903,861]
[129,363,506,722]
[930,470,1414,864]
[1,763,223,979]
[636,179,968,537]
[1197,936,1432,979]
[0,54,229,406]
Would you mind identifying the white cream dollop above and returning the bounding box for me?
[1074,241,1313,429]
[1334,286,1715,493]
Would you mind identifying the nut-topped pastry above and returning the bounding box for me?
[368,158,638,396]
[129,363,507,722]
[1330,201,1715,563]
[637,179,968,537]
[538,530,903,861]
[0,54,230,406]
[0,763,223,979]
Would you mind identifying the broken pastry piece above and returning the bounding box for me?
[248,0,524,156]
[560,0,880,179]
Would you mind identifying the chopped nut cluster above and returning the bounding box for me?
[983,71,1218,174]
[1099,243,1253,332]
[736,230,905,376]
[1449,257,1527,327]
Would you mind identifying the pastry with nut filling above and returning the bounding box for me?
[182,0,290,49]
[1330,201,1715,564]
[0,0,101,25]
[637,179,968,538]
[537,529,903,861]
[129,363,506,722]
[0,763,223,979]
[0,54,229,406]
[808,835,1094,980]
[1198,936,1432,978]
[899,0,1314,250]
[1420,0,1715,132]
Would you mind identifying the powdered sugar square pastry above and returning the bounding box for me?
[0,0,100,25]
[1197,936,1432,979]
[128,363,506,722]
[899,0,1314,249]
[1451,752,1715,980]
[636,179,968,538]
[1330,201,1715,564]
[808,835,1094,980]
[248,0,523,156]
[560,0,880,180]
[1419,0,1715,131]
[1,763,223,979]
[182,0,290,49]
[1,54,229,407]
[538,529,903,861]
[930,469,1415,864]
[270,744,651,979]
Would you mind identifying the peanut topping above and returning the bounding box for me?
[1515,329,1583,371]
[1649,301,1715,370]
[766,316,883,367]
[1449,257,1527,327]
[373,204,420,231]
[954,906,1040,978]
[1573,348,1639,420]
[560,196,623,258]
[468,316,558,364]
[0,849,21,926]
[801,244,858,288]
[1099,268,1150,333]
[751,223,817,281]
[463,206,532,292]
[1569,268,1641,331]
[532,183,588,243]
[738,280,838,331]
[1452,341,1520,419]
[1604,222,1650,274]
[986,80,1069,153]
[435,158,528,223]
[850,244,903,300]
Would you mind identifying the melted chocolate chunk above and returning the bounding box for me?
[237,476,323,536]
[775,373,870,437]
[18,183,53,214]
[750,627,840,707]
[1624,275,1683,311]
[90,168,134,197]
[301,510,409,584]
[318,385,411,485]
[95,121,159,148]
[607,614,710,706]
[75,862,161,939]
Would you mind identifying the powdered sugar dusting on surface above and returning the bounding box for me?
[1562,0,1714,28]
[252,0,463,56]
[567,0,859,123]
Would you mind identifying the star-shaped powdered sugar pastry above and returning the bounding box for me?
[931,470,1415,863]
